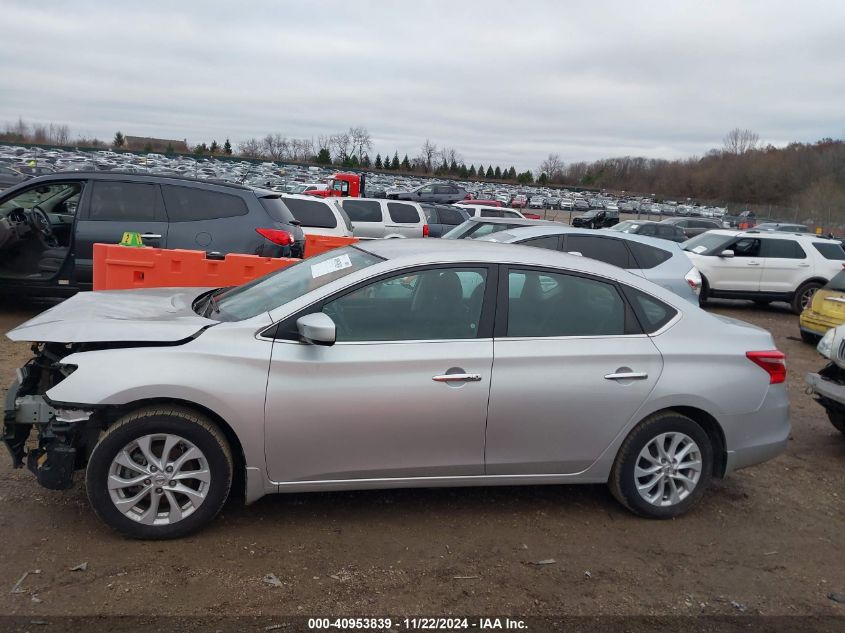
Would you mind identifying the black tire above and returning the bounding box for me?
[698,276,709,307]
[609,411,713,519]
[827,410,845,436]
[86,406,233,539]
[800,329,821,345]
[792,281,822,315]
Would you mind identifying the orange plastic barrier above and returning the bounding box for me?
[304,234,358,258]
[93,244,299,291]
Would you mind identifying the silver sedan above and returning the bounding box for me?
[4,240,790,538]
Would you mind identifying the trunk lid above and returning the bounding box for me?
[7,287,216,343]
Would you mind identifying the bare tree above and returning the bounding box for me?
[539,153,564,182]
[331,132,351,162]
[723,128,760,155]
[419,139,438,172]
[348,127,372,160]
[317,135,332,151]
[238,138,264,159]
[300,138,315,161]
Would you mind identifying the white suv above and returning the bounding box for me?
[683,230,845,313]
[279,194,353,237]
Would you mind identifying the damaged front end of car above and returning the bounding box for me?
[3,343,107,490]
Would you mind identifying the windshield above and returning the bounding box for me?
[207,247,382,321]
[683,233,732,255]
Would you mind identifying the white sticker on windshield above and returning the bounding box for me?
[691,245,708,253]
[311,254,353,278]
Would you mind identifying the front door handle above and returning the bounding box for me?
[432,373,482,383]
[141,233,162,239]
[747,261,760,266]
[604,372,649,381]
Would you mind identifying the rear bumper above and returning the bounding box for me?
[806,371,845,405]
[722,385,790,475]
[799,311,842,336]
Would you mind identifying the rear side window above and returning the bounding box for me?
[162,185,248,222]
[627,241,673,269]
[813,242,845,260]
[564,234,631,268]
[421,205,437,223]
[626,287,678,333]
[282,197,337,229]
[89,181,158,221]
[343,200,382,222]
[438,207,466,225]
[387,202,420,224]
[760,239,806,259]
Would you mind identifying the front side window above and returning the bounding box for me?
[730,237,761,257]
[162,185,248,222]
[342,199,382,222]
[507,270,626,337]
[0,182,83,215]
[323,267,487,342]
[89,181,157,222]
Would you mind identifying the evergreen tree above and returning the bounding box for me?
[468,164,476,177]
[362,154,371,168]
[391,152,400,170]
[494,166,502,179]
[113,131,125,148]
[209,140,219,154]
[223,139,232,155]
[450,160,459,173]
[517,170,534,184]
[316,148,332,164]
[538,172,549,185]
[477,164,484,179]
[401,154,411,170]
[485,166,494,178]
[508,166,516,180]
[374,153,383,169]
[459,163,469,178]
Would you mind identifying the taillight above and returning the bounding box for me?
[685,267,702,295]
[256,228,294,246]
[423,224,430,237]
[746,350,786,384]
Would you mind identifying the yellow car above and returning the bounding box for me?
[800,270,845,343]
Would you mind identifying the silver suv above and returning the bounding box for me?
[335,198,428,239]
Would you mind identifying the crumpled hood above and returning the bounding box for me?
[7,287,217,343]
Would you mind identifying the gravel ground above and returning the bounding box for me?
[0,297,843,621]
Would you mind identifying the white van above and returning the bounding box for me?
[279,194,353,237]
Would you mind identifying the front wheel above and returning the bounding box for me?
[792,281,822,314]
[86,406,233,539]
[609,412,713,518]
[827,410,845,435]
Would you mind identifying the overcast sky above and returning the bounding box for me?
[2,0,843,170]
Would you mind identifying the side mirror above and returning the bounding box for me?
[719,249,735,258]
[296,312,336,346]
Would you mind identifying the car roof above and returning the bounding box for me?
[705,229,830,242]
[16,171,254,191]
[475,224,685,251]
[357,237,637,280]
[464,216,561,225]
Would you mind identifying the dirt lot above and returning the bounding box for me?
[0,298,843,620]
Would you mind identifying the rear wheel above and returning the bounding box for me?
[800,329,821,344]
[827,410,845,435]
[86,406,233,539]
[698,277,710,307]
[609,412,713,518]
[792,281,822,314]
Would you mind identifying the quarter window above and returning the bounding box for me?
[282,197,337,229]
[627,241,672,269]
[813,242,845,260]
[507,270,626,337]
[322,268,487,342]
[89,181,158,222]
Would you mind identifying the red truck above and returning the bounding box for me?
[307,172,365,198]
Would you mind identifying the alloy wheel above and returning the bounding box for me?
[634,432,702,507]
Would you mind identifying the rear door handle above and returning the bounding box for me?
[604,372,649,381]
[432,373,482,383]
[747,261,760,266]
[141,233,162,239]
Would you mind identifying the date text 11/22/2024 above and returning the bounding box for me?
[307,618,528,630]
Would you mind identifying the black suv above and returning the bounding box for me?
[0,172,305,296]
[571,209,619,229]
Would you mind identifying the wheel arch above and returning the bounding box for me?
[796,276,828,293]
[626,406,728,478]
[99,397,248,501]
